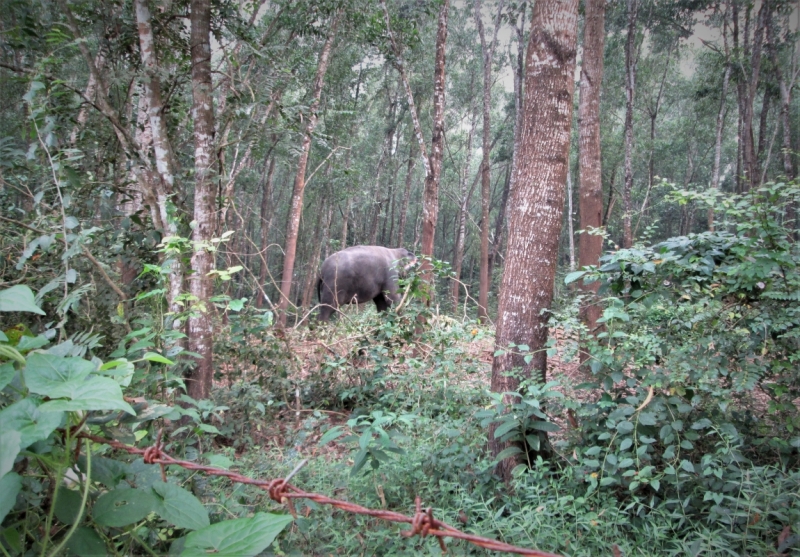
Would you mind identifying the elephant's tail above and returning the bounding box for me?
[317,277,322,302]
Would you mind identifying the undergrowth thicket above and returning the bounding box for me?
[2,182,799,556]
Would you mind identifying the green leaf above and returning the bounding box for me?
[66,527,107,556]
[318,426,345,446]
[564,270,588,284]
[529,421,560,432]
[493,419,520,439]
[0,363,15,391]
[93,488,159,527]
[637,412,657,426]
[205,455,233,469]
[0,286,46,315]
[616,420,635,434]
[619,437,633,451]
[0,472,21,523]
[691,418,713,430]
[140,352,174,365]
[494,446,523,461]
[24,353,93,394]
[54,486,83,525]
[0,331,6,342]
[0,398,63,449]
[152,481,210,531]
[180,512,293,557]
[0,431,21,478]
[38,377,134,415]
[16,335,48,352]
[679,460,695,474]
[228,299,245,312]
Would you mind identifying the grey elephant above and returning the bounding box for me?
[317,246,417,322]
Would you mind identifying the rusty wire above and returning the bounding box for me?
[78,432,564,556]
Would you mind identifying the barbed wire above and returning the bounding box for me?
[78,432,564,557]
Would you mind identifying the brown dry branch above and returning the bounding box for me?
[77,432,565,556]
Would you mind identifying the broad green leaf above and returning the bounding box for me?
[93,488,159,527]
[152,481,209,531]
[494,446,523,461]
[529,421,560,432]
[78,455,129,490]
[493,419,520,439]
[0,363,15,390]
[679,460,695,474]
[16,335,48,352]
[180,512,293,557]
[0,398,63,449]
[0,472,21,523]
[54,486,83,525]
[228,298,245,312]
[24,353,93,395]
[616,420,635,434]
[0,431,21,478]
[140,352,174,365]
[38,377,134,415]
[0,286,45,315]
[65,527,107,557]
[0,331,6,342]
[691,418,713,430]
[619,437,633,451]
[637,412,657,426]
[318,426,345,446]
[564,270,588,284]
[205,455,233,469]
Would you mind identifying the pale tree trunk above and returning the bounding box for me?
[709,1,732,231]
[488,162,511,280]
[622,0,638,248]
[187,0,216,400]
[490,0,579,480]
[302,204,333,307]
[134,0,184,318]
[396,140,416,247]
[256,152,277,309]
[567,163,575,271]
[381,0,431,177]
[452,101,478,307]
[577,0,606,337]
[419,0,450,282]
[277,14,338,326]
[69,51,106,146]
[474,0,505,321]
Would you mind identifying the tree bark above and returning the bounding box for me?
[452,100,478,308]
[577,0,606,337]
[255,152,277,309]
[419,0,450,282]
[474,0,505,321]
[622,0,639,249]
[277,13,339,326]
[490,0,579,480]
[396,140,416,247]
[187,0,216,400]
[709,2,732,232]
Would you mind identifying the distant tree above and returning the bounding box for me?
[490,0,579,480]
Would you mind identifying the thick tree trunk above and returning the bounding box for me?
[277,14,338,326]
[474,0,505,322]
[187,0,216,400]
[419,0,450,281]
[577,0,606,337]
[622,0,638,249]
[490,0,579,480]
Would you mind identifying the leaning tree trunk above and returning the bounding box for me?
[490,0,579,481]
[419,0,450,282]
[709,3,732,231]
[622,0,638,249]
[187,0,216,400]
[474,0,505,322]
[577,0,606,338]
[452,95,478,308]
[277,14,338,326]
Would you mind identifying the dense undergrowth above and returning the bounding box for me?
[2,182,799,556]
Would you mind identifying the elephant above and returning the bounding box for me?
[317,246,416,322]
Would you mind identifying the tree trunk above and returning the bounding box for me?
[622,0,638,249]
[396,140,416,247]
[277,13,338,326]
[187,0,216,400]
[451,96,478,308]
[419,0,450,282]
[488,162,511,281]
[566,163,575,271]
[474,0,505,321]
[709,4,732,231]
[490,0,579,480]
[577,0,606,337]
[256,153,276,309]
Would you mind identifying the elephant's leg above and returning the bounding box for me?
[373,293,391,312]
